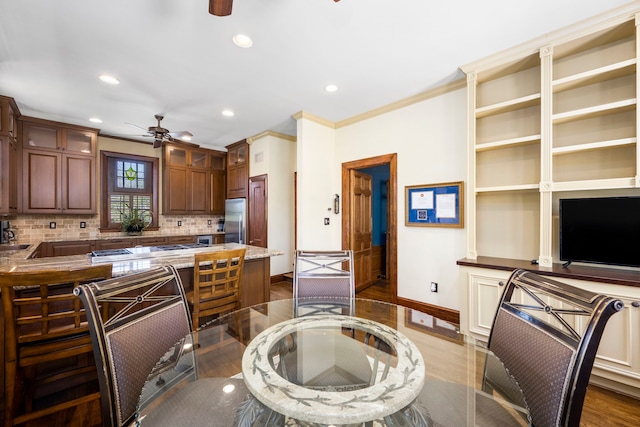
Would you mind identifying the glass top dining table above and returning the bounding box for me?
[135,298,529,427]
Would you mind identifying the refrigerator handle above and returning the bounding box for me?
[239,214,244,244]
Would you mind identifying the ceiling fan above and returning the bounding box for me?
[126,114,193,148]
[208,0,340,17]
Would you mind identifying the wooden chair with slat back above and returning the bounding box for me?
[485,269,624,427]
[186,248,246,329]
[0,264,112,427]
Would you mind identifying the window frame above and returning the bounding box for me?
[100,151,159,232]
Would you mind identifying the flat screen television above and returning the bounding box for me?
[559,196,640,268]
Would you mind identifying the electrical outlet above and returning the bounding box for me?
[324,218,330,225]
[80,221,86,228]
[207,219,212,225]
[177,220,182,226]
[49,222,56,229]
[430,282,438,292]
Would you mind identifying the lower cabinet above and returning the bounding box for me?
[48,240,95,257]
[241,257,270,308]
[462,266,640,397]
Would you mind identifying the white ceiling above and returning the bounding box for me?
[0,0,634,151]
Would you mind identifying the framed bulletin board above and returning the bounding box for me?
[405,181,464,228]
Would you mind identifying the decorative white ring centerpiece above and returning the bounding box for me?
[241,315,425,425]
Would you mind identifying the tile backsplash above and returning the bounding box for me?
[5,214,225,244]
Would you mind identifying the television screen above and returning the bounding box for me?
[559,197,640,268]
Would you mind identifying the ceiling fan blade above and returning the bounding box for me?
[125,122,151,132]
[168,130,194,139]
[209,0,232,16]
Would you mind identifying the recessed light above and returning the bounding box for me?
[89,117,103,123]
[325,84,339,93]
[232,34,253,48]
[222,109,235,117]
[99,74,120,85]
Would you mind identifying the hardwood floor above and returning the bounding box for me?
[274,279,640,427]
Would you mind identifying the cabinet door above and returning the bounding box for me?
[0,136,19,214]
[210,152,226,171]
[210,170,226,214]
[227,144,247,167]
[227,163,248,199]
[96,239,132,251]
[63,154,95,213]
[164,167,188,213]
[165,145,188,167]
[23,122,59,151]
[190,149,208,169]
[50,240,95,257]
[467,272,508,338]
[168,235,196,244]
[189,169,208,213]
[240,257,270,308]
[136,236,168,247]
[22,149,60,213]
[64,129,96,155]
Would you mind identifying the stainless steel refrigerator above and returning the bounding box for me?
[224,198,247,244]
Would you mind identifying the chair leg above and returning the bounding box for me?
[4,360,18,427]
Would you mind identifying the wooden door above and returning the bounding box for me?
[248,175,267,248]
[63,154,95,213]
[349,170,373,290]
[22,149,60,213]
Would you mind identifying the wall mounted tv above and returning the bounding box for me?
[559,196,640,268]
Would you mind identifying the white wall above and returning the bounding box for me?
[296,87,468,310]
[296,117,341,250]
[249,134,296,275]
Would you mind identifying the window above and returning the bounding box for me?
[100,151,159,231]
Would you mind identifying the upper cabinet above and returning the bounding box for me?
[226,139,248,199]
[0,95,21,214]
[162,142,226,215]
[20,117,98,214]
[462,11,640,267]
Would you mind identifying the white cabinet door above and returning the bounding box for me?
[467,271,510,339]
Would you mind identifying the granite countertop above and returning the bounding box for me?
[0,242,283,276]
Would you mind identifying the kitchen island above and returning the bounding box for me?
[0,242,284,308]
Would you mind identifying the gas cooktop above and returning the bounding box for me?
[89,242,230,264]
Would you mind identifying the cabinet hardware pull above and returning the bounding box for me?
[632,301,640,308]
[498,281,504,286]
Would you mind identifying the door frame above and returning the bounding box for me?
[341,153,397,303]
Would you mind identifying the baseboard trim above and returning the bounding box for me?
[270,274,291,284]
[396,297,460,325]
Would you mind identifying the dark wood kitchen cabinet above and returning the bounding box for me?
[226,140,248,199]
[21,117,97,214]
[163,142,226,215]
[0,96,20,214]
[210,151,226,214]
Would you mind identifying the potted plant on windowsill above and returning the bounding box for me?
[120,207,152,236]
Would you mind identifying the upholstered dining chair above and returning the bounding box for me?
[187,247,246,329]
[0,264,112,427]
[293,249,355,317]
[485,269,624,427]
[75,265,251,427]
[276,249,393,391]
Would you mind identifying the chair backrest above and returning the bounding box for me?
[0,265,113,352]
[191,247,246,327]
[0,265,113,425]
[293,250,355,316]
[486,269,624,427]
[74,265,192,427]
